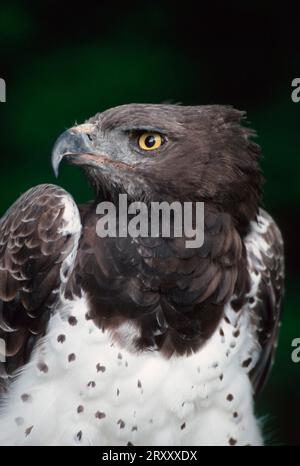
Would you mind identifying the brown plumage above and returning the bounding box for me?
[0,185,78,391]
[0,104,284,399]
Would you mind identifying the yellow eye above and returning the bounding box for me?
[138,132,163,151]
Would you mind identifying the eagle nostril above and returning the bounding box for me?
[87,133,93,142]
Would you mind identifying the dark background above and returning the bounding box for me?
[0,1,299,445]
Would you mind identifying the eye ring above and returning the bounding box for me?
[138,132,164,151]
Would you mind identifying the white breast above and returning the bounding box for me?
[0,289,262,446]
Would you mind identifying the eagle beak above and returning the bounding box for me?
[51,125,100,177]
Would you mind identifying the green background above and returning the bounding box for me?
[0,1,299,445]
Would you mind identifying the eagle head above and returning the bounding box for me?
[52,104,262,234]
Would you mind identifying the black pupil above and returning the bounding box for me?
[145,135,156,148]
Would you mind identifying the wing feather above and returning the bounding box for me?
[0,184,81,393]
[245,208,284,395]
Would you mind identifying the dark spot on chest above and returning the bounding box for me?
[118,419,125,429]
[25,425,33,437]
[95,411,106,419]
[227,394,234,402]
[21,393,32,403]
[87,381,96,388]
[229,437,237,445]
[57,334,66,343]
[181,422,186,430]
[37,362,49,373]
[68,316,78,326]
[77,405,84,414]
[96,363,106,373]
[242,357,252,368]
[231,299,242,312]
[68,353,76,362]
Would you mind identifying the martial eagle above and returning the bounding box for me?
[0,104,284,446]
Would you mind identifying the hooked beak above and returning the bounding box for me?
[51,124,100,177]
[51,124,134,177]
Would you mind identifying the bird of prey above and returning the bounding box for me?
[0,104,284,446]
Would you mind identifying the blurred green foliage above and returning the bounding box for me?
[0,0,299,445]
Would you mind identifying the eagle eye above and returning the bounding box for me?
[137,132,164,151]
